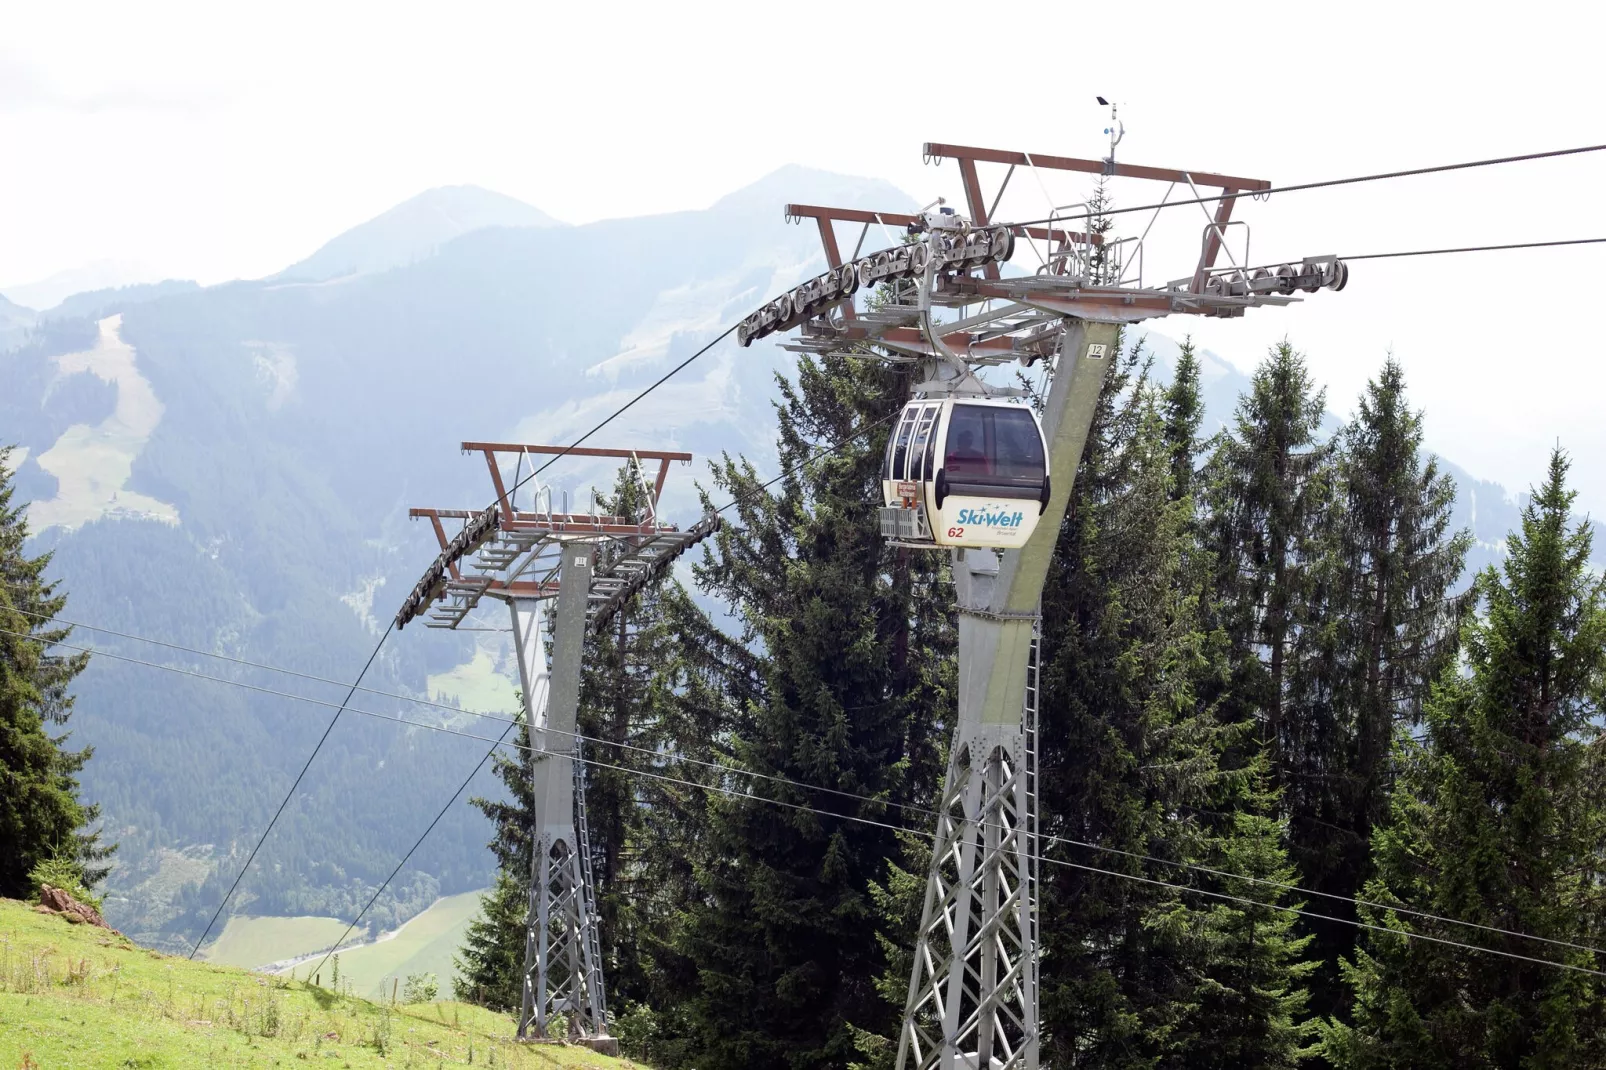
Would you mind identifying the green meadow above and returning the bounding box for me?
[0,897,640,1069]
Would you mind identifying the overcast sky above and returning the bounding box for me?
[4,0,1605,511]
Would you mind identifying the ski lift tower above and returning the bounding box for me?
[740,141,1347,1070]
[395,442,720,1052]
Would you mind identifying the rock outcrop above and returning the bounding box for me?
[35,884,112,930]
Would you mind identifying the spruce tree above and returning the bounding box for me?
[1297,358,1469,1016]
[608,581,767,1067]
[0,446,113,898]
[1161,335,1204,503]
[453,868,527,1006]
[455,679,537,1010]
[665,351,951,1070]
[1325,449,1606,1068]
[1201,341,1343,991]
[1036,344,1316,1068]
[1202,340,1332,790]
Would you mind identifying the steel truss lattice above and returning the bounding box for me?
[899,631,1040,1070]
[522,768,607,1039]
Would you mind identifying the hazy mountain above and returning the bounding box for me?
[43,280,203,323]
[272,184,567,283]
[0,293,34,352]
[0,163,1530,949]
[1,259,167,312]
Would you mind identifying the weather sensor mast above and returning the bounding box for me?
[743,135,1347,1070]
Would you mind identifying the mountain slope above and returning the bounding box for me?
[0,897,641,1068]
[0,293,33,352]
[274,184,566,282]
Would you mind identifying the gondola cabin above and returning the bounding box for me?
[880,397,1050,549]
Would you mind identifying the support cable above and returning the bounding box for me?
[304,715,518,985]
[1336,237,1606,260]
[410,732,1606,981]
[499,325,736,504]
[1008,141,1606,229]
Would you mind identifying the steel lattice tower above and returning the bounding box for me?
[396,443,720,1054]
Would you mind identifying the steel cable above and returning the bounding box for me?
[1005,141,1606,229]
[187,621,393,958]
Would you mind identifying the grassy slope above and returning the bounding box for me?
[0,898,645,1069]
[427,649,521,715]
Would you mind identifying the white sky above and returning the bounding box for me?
[4,0,1605,510]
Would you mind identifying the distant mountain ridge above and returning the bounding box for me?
[1,259,168,312]
[272,184,566,283]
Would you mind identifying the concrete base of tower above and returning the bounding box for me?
[582,1035,620,1056]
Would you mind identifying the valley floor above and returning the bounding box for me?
[203,889,486,1001]
[0,898,642,1069]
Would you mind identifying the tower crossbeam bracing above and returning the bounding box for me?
[745,140,1348,1069]
[395,442,719,1053]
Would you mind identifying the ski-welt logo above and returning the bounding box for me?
[955,506,1025,528]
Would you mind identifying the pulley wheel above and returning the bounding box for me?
[990,225,1015,263]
